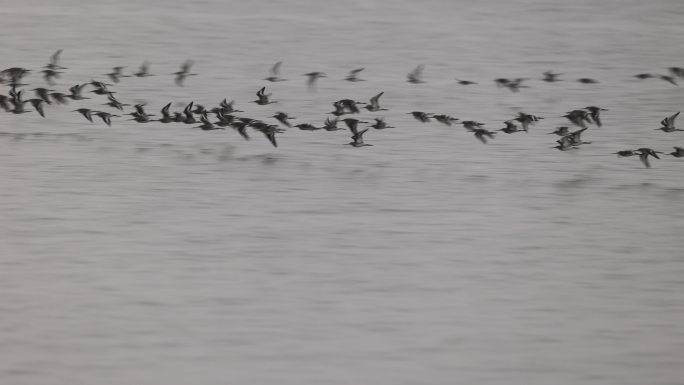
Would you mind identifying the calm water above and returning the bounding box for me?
[1,1,684,384]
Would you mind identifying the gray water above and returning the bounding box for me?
[1,1,684,384]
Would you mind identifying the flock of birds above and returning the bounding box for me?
[1,50,683,168]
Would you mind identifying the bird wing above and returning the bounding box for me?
[50,49,63,65]
[271,61,282,76]
[181,60,194,73]
[369,92,383,108]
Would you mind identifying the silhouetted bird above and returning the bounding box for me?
[433,114,459,126]
[585,106,607,127]
[668,67,684,78]
[364,92,387,112]
[542,71,561,82]
[272,112,295,127]
[498,120,521,134]
[407,65,425,84]
[634,73,654,80]
[657,112,681,132]
[371,117,394,130]
[469,128,496,144]
[304,72,326,90]
[134,61,154,77]
[73,108,94,122]
[409,111,432,123]
[68,83,89,100]
[265,61,287,82]
[657,74,678,86]
[45,49,66,70]
[93,111,118,126]
[32,87,53,104]
[102,94,128,110]
[668,147,684,157]
[322,117,343,131]
[577,78,598,84]
[614,150,638,157]
[455,78,477,85]
[42,69,61,85]
[106,66,130,83]
[550,126,570,136]
[294,123,320,131]
[345,68,365,82]
[253,87,276,105]
[173,60,197,86]
[27,99,45,117]
[635,148,662,168]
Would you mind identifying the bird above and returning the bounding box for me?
[455,78,477,85]
[0,95,10,112]
[251,123,280,147]
[461,120,485,130]
[93,111,118,126]
[542,71,561,82]
[562,109,591,128]
[409,111,432,123]
[272,112,295,127]
[73,108,94,122]
[49,92,69,105]
[498,120,521,134]
[322,117,344,131]
[634,73,654,80]
[668,146,684,157]
[67,83,89,100]
[635,148,662,168]
[90,80,114,96]
[134,61,154,77]
[218,99,242,114]
[564,127,591,146]
[253,87,276,105]
[614,150,639,157]
[514,112,543,131]
[265,61,287,82]
[173,60,197,86]
[668,67,684,78]
[469,128,496,144]
[32,87,54,104]
[657,112,681,132]
[371,117,394,130]
[364,92,387,112]
[196,113,222,131]
[585,106,607,127]
[345,68,365,82]
[577,78,599,84]
[181,102,196,124]
[106,66,130,83]
[342,118,369,133]
[505,78,528,92]
[157,102,174,123]
[550,126,570,136]
[304,72,326,90]
[45,49,66,70]
[27,99,46,118]
[433,114,459,126]
[657,75,678,86]
[553,137,579,151]
[294,123,320,131]
[230,120,251,141]
[407,65,425,84]
[102,94,128,110]
[349,128,372,147]
[41,69,61,85]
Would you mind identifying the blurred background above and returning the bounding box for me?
[1,1,683,384]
